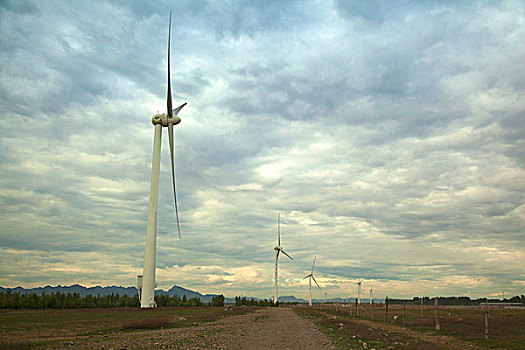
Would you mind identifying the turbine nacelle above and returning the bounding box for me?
[152,103,186,126]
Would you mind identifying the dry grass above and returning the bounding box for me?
[0,306,255,348]
[121,315,172,330]
[306,304,525,349]
[295,308,441,349]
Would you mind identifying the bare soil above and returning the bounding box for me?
[2,305,522,349]
[2,307,335,349]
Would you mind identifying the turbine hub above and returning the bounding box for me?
[274,246,280,251]
[152,114,163,125]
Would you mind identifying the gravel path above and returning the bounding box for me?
[63,307,335,349]
[223,307,335,350]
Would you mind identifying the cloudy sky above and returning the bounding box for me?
[1,0,524,300]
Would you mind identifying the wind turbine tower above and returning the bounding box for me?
[369,286,373,305]
[140,12,186,308]
[357,280,362,305]
[304,256,321,306]
[273,212,293,304]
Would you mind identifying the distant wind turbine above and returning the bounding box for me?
[273,212,293,304]
[140,12,187,308]
[369,286,373,305]
[357,280,362,305]
[304,256,321,306]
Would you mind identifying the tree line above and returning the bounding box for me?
[0,290,226,309]
[234,296,276,307]
[387,295,525,306]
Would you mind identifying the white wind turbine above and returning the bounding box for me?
[139,12,186,308]
[273,212,293,304]
[304,256,321,306]
[357,280,362,305]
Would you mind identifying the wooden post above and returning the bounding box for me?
[485,310,489,339]
[385,296,389,322]
[434,297,440,331]
[371,300,374,320]
[403,303,406,325]
[356,298,359,317]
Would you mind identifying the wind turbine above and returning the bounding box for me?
[369,286,373,305]
[274,212,293,304]
[356,280,362,305]
[140,12,186,308]
[304,256,321,306]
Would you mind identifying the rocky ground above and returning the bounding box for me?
[50,307,335,349]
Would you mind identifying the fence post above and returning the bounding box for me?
[385,296,389,322]
[356,298,359,317]
[434,297,440,331]
[371,300,374,320]
[403,303,406,325]
[485,310,489,339]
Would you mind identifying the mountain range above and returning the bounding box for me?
[0,284,222,302]
[0,285,385,304]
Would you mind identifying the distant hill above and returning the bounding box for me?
[0,284,221,302]
[278,295,307,303]
[0,285,388,304]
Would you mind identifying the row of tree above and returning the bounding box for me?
[234,296,276,307]
[387,295,525,306]
[151,294,207,307]
[0,291,139,309]
[0,291,226,309]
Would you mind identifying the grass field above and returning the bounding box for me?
[295,307,442,349]
[0,306,254,348]
[296,303,525,349]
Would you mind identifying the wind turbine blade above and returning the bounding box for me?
[168,124,181,238]
[278,212,281,246]
[312,275,321,289]
[167,11,173,118]
[311,256,316,274]
[303,275,311,280]
[276,249,280,260]
[280,249,293,260]
[172,102,187,116]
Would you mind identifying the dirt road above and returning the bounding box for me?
[67,307,335,349]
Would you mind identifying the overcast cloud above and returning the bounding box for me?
[0,0,524,300]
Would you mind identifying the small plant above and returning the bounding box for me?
[254,314,269,322]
